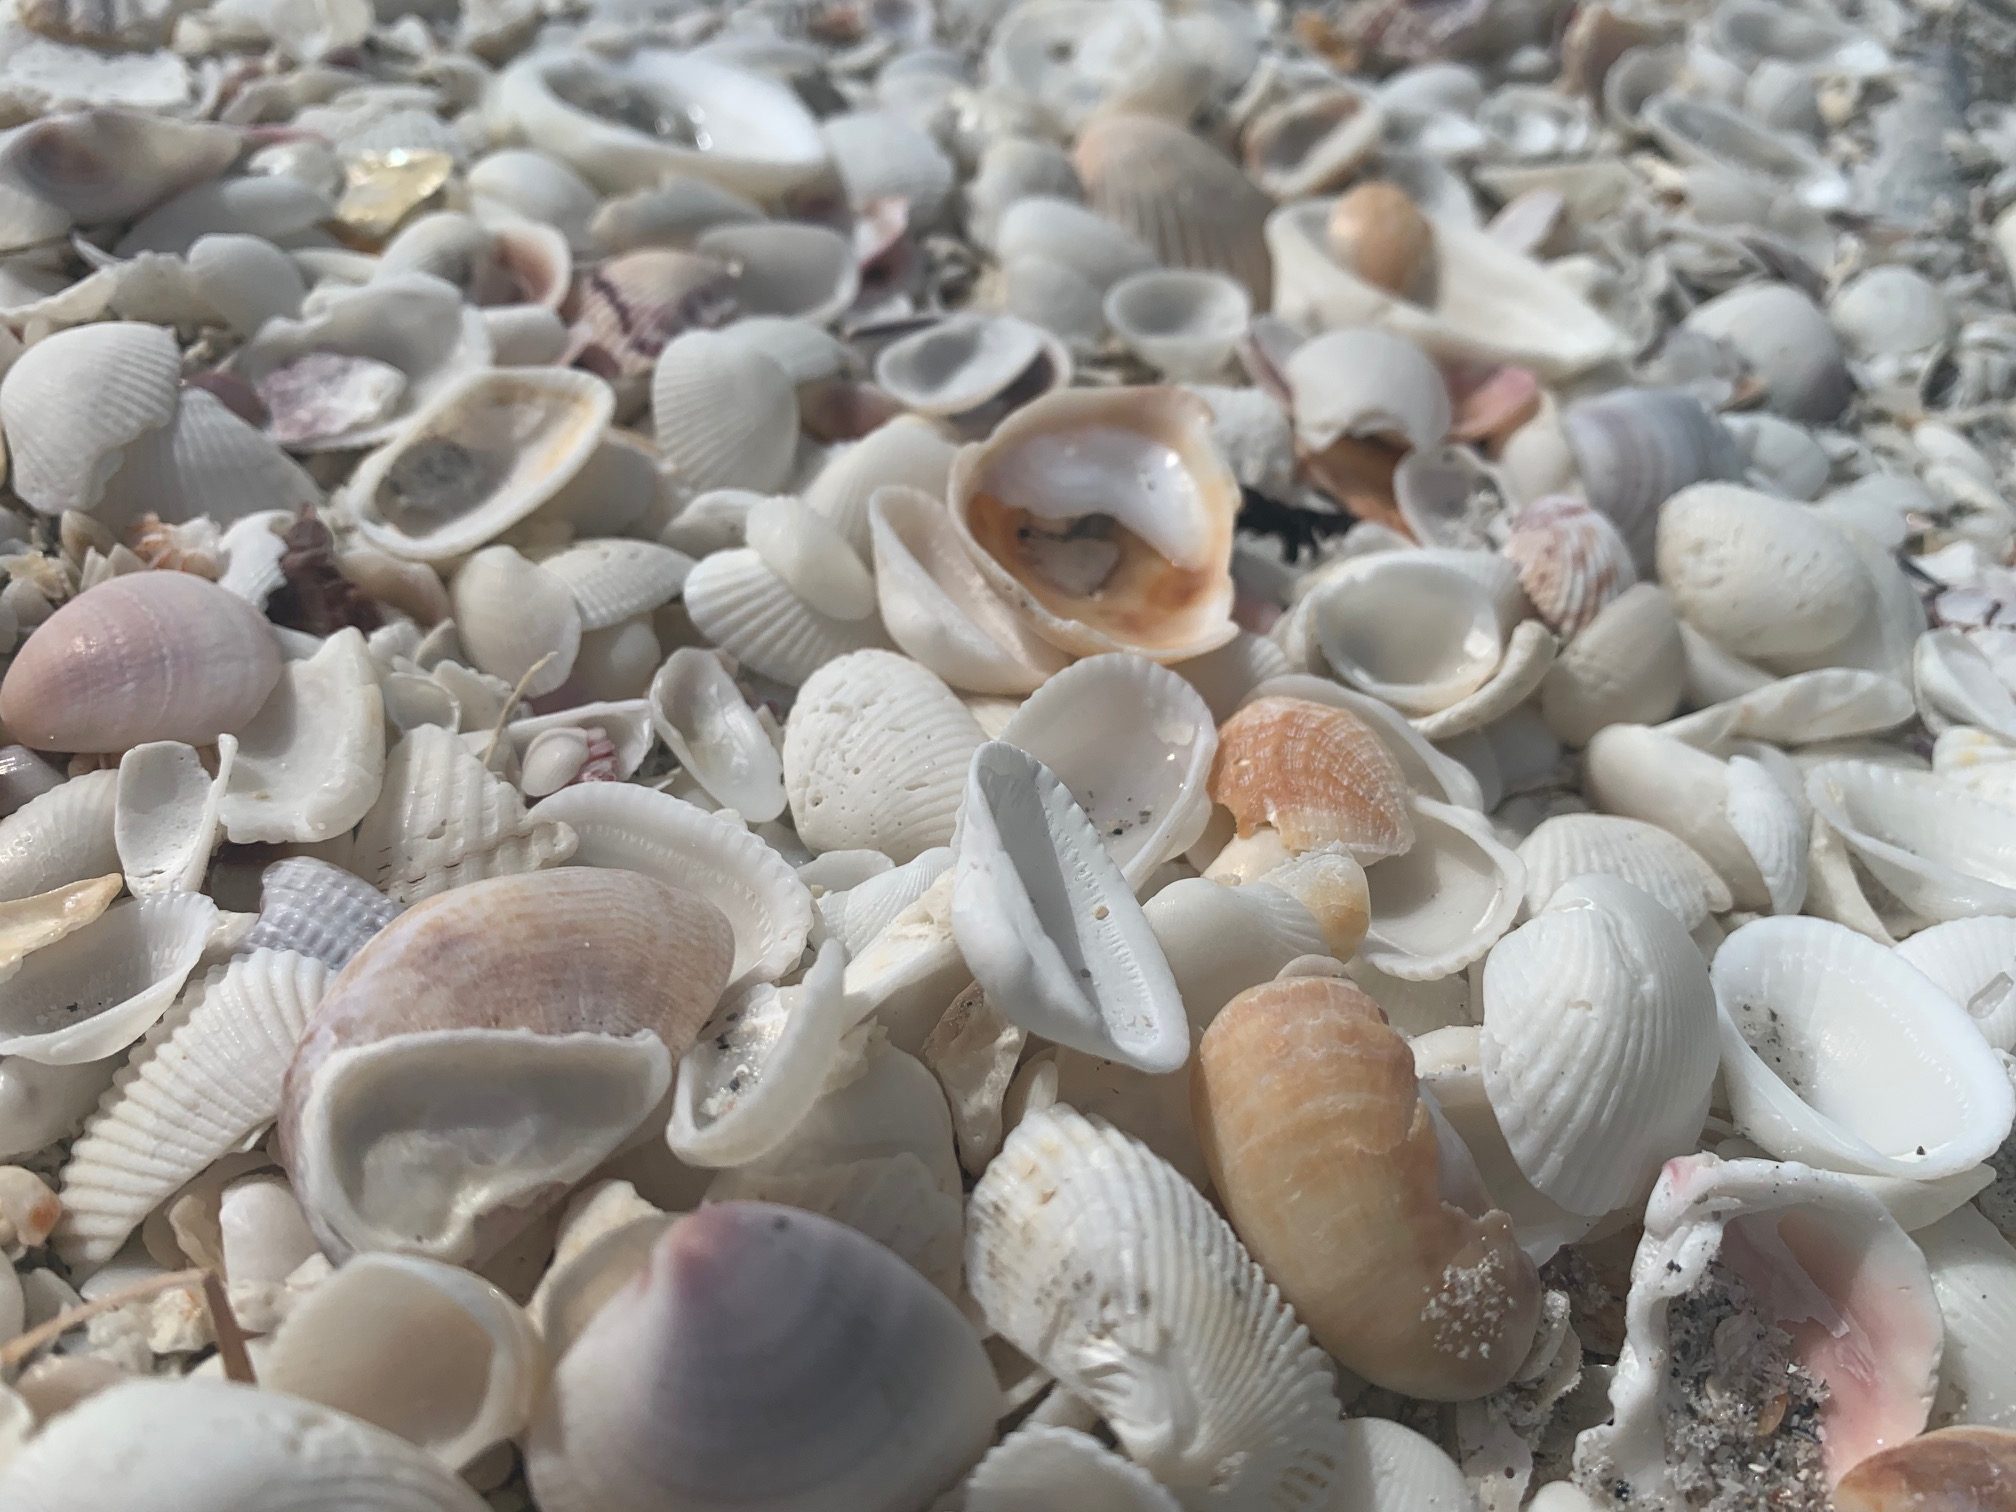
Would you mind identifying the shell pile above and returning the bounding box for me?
[0,0,2012,1507]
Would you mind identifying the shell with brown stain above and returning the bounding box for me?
[1208,695,1416,862]
[1833,1426,2016,1512]
[1325,181,1438,303]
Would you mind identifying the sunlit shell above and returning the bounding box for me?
[1210,696,1414,862]
[1516,812,1731,928]
[1361,797,1525,981]
[0,321,179,515]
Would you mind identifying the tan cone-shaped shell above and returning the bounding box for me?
[1193,975,1541,1400]
[1209,696,1415,862]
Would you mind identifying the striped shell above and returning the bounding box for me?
[1502,494,1637,637]
[1209,696,1415,861]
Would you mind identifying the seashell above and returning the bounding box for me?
[1481,875,1718,1216]
[260,1251,542,1469]
[1249,674,1486,812]
[345,367,613,564]
[0,1378,487,1510]
[94,389,321,533]
[1538,583,1686,747]
[952,742,1187,1073]
[873,313,1067,421]
[0,746,65,820]
[964,1423,1180,1511]
[1145,863,1367,1029]
[1580,1153,1942,1498]
[562,248,735,390]
[647,648,784,822]
[1285,327,1452,455]
[333,724,576,906]
[994,196,1156,293]
[1832,265,1953,361]
[377,212,569,311]
[114,737,232,896]
[588,174,765,254]
[783,650,983,863]
[1915,628,2016,743]
[1103,268,1252,383]
[1894,916,2016,1055]
[815,848,952,958]
[1209,695,1415,863]
[3,571,279,756]
[1561,388,1744,570]
[966,136,1081,249]
[0,768,119,905]
[0,1054,117,1160]
[1669,667,1916,750]
[528,781,811,989]
[243,857,399,970]
[0,321,179,516]
[468,149,600,248]
[1075,113,1273,303]
[1680,281,1851,421]
[0,109,238,249]
[1361,797,1525,981]
[279,868,732,1261]
[820,109,955,223]
[449,546,581,698]
[1641,92,1847,211]
[1913,1204,2016,1432]
[984,0,1210,133]
[1242,83,1385,200]
[1300,553,1506,717]
[1712,916,2014,1180]
[0,873,121,977]
[219,627,383,845]
[1195,975,1541,1398]
[745,494,877,622]
[969,1103,1348,1500]
[695,221,859,328]
[1835,1426,2016,1512]
[1502,494,1636,638]
[1408,615,1557,742]
[1516,812,1731,928]
[528,539,692,635]
[801,415,956,557]
[949,385,1239,662]
[651,330,800,497]
[527,1202,995,1512]
[1806,761,2016,924]
[52,947,330,1273]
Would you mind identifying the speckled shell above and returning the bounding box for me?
[1210,696,1415,862]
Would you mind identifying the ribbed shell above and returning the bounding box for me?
[244,857,400,970]
[334,724,576,905]
[0,320,180,514]
[1560,388,1742,568]
[1480,876,1718,1216]
[0,768,121,903]
[806,415,959,560]
[784,650,984,862]
[1915,1205,2016,1431]
[1894,916,2016,1053]
[1209,696,1415,861]
[1502,494,1637,638]
[964,1425,1181,1511]
[565,249,735,383]
[1806,761,2016,924]
[54,948,330,1271]
[532,537,692,631]
[219,627,384,845]
[1516,812,1733,928]
[651,330,799,496]
[682,547,894,687]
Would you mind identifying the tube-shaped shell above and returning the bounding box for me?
[1194,975,1541,1398]
[1209,696,1415,862]
[526,1202,997,1512]
[0,572,280,753]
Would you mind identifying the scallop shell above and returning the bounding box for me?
[1103,270,1252,382]
[219,627,383,845]
[0,321,179,515]
[533,538,692,632]
[1361,797,1525,981]
[1481,875,1718,1217]
[243,856,399,971]
[1502,494,1636,638]
[745,493,877,622]
[449,546,582,698]
[648,648,785,822]
[52,947,330,1273]
[1806,760,2016,925]
[651,329,800,497]
[964,1424,1181,1511]
[681,545,894,687]
[1538,583,1687,747]
[1516,812,1732,928]
[1249,674,1486,811]
[1560,387,1744,570]
[1209,695,1415,863]
[968,1103,1350,1504]
[1713,916,2015,1180]
[113,737,231,897]
[1894,916,2016,1054]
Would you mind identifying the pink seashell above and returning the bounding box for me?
[1502,493,1637,637]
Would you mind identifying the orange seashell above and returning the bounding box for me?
[1502,493,1638,638]
[1834,1426,2016,1512]
[1208,695,1415,862]
[1193,975,1541,1400]
[1324,181,1438,303]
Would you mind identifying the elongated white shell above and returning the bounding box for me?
[965,1425,1182,1511]
[969,1105,1347,1506]
[1481,875,1718,1216]
[954,743,1188,1074]
[1361,797,1524,981]
[1516,813,1732,929]
[114,737,232,896]
[0,873,122,977]
[0,768,120,903]
[647,649,784,822]
[220,627,384,844]
[1895,916,2016,1054]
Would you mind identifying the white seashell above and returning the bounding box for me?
[0,873,121,978]
[803,415,959,561]
[1144,866,1364,1030]
[0,1055,117,1161]
[1361,797,1524,981]
[652,330,800,497]
[1680,279,1850,420]
[874,313,1067,420]
[243,856,399,970]
[1561,387,1743,570]
[815,848,951,958]
[985,0,1209,130]
[1303,553,1505,716]
[1666,666,1916,749]
[530,537,691,632]
[1806,760,2016,924]
[0,890,216,1064]
[332,724,575,905]
[345,367,612,564]
[820,109,955,222]
[218,628,383,845]
[745,495,876,622]
[1713,916,2014,1180]
[1502,494,1636,638]
[1539,583,1687,747]
[114,737,232,897]
[1410,616,1557,742]
[783,650,984,863]
[526,1202,995,1512]
[1915,628,2016,742]
[1242,82,1385,199]
[1171,631,1291,723]
[1103,270,1251,382]
[1285,326,1452,453]
[968,1104,1347,1504]
[52,947,329,1273]
[448,546,582,698]
[1075,112,1272,302]
[953,743,1188,1073]
[964,1424,1180,1511]
[1915,1204,2016,1431]
[1482,875,1718,1217]
[1895,916,2016,1054]
[994,196,1156,293]
[528,781,811,989]
[647,648,785,822]
[680,546,893,688]
[0,321,179,515]
[1516,813,1732,929]
[694,221,858,327]
[0,1378,487,1510]
[468,149,599,248]
[260,1251,542,1469]
[1832,265,1953,361]
[96,388,319,531]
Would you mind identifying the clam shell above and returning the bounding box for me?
[1,571,280,754]
[1680,280,1851,421]
[1209,695,1415,863]
[1667,666,1916,749]
[967,137,1082,250]
[1894,916,2016,1054]
[1242,83,1385,199]
[1301,553,1506,717]
[1076,112,1273,302]
[952,742,1187,1074]
[563,248,735,387]
[1915,628,2016,742]
[588,174,765,253]
[0,1055,117,1161]
[994,195,1156,292]
[651,329,800,497]
[1713,916,2015,1180]
[1516,812,1732,928]
[1144,868,1364,1031]
[695,221,859,328]
[243,856,399,971]
[1538,583,1687,747]
[815,847,951,957]
[804,414,959,560]
[1481,875,1718,1216]
[1643,93,1848,212]
[746,494,877,622]
[219,627,384,844]
[1502,494,1636,638]
[1194,975,1541,1399]
[821,109,956,222]
[1914,1205,2016,1432]
[53,947,330,1273]
[964,1424,1180,1511]
[1103,269,1252,382]
[985,0,1209,132]
[968,1104,1349,1501]
[1560,388,1743,570]
[1361,797,1525,981]
[1171,631,1291,723]
[1285,326,1452,454]
[681,545,895,687]
[874,313,1067,420]
[1806,760,2016,924]
[532,538,692,631]
[449,546,582,698]
[1836,1427,2016,1512]
[469,148,599,247]
[648,648,785,822]
[0,321,179,515]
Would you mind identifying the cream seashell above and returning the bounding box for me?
[1409,616,1557,743]
[695,221,859,327]
[648,648,785,822]
[280,868,732,1261]
[243,856,399,970]
[0,572,281,754]
[1538,583,1687,747]
[448,546,582,698]
[1482,875,1718,1217]
[1516,813,1732,928]
[1806,760,2016,924]
[964,1424,1180,1511]
[95,389,320,532]
[1642,92,1848,211]
[528,781,812,989]
[1242,83,1385,199]
[1208,694,1415,867]
[1361,797,1525,981]
[1285,326,1452,454]
[331,724,574,906]
[1076,112,1272,302]
[1303,554,1505,717]
[1249,674,1487,811]
[1894,916,2016,1054]
[681,546,895,687]
[998,653,1218,886]
[0,1378,488,1510]
[527,1202,995,1512]
[783,649,984,863]
[0,890,216,1065]
[261,1251,543,1469]
[745,495,877,622]
[1502,494,1636,638]
[993,196,1156,292]
[0,873,121,977]
[346,367,613,564]
[1579,1153,1941,1498]
[1171,630,1291,723]
[52,947,330,1273]
[0,321,179,515]
[1103,269,1252,382]
[1560,387,1743,570]
[114,737,232,896]
[651,330,800,496]
[1914,1205,2016,1431]
[803,415,959,561]
[531,538,692,632]
[468,149,599,248]
[969,1104,1348,1501]
[1714,916,2014,1180]
[874,313,1068,420]
[1680,279,1851,421]
[219,627,384,845]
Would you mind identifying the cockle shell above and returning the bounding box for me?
[53,947,330,1273]
[114,738,231,897]
[279,868,733,1261]
[1194,975,1541,1399]
[1669,667,1916,749]
[1560,388,1743,570]
[1360,798,1525,981]
[993,195,1155,294]
[1,571,280,753]
[0,109,238,249]
[533,537,692,631]
[1209,695,1415,862]
[95,388,321,532]
[1894,916,2016,1054]
[1515,812,1731,928]
[968,1103,1349,1505]
[0,321,179,515]
[243,857,398,971]
[1298,553,1508,717]
[1144,863,1368,1030]
[746,494,877,622]
[1913,1204,2016,1432]
[1502,494,1636,638]
[696,221,859,328]
[1805,761,2016,924]
[1835,1426,2016,1512]
[652,329,800,498]
[648,648,785,822]
[681,544,895,687]
[1076,112,1272,303]
[449,546,582,697]
[1250,673,1486,811]
[964,1424,1181,1511]
[563,248,736,388]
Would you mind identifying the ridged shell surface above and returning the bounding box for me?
[651,330,799,496]
[964,1425,1181,1511]
[243,857,400,971]
[682,547,895,687]
[1516,812,1733,928]
[0,769,119,903]
[1503,494,1637,638]
[1075,113,1273,302]
[1210,696,1415,861]
[1894,915,2016,1053]
[0,320,180,514]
